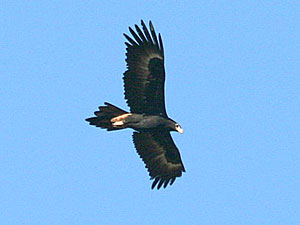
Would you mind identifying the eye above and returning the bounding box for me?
[175,124,180,128]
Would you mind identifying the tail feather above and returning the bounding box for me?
[86,102,128,131]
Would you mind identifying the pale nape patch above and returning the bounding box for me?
[112,121,124,127]
[110,113,132,122]
[111,113,132,127]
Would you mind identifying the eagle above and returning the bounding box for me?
[86,20,185,189]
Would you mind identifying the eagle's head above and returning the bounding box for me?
[166,119,184,134]
[175,123,184,134]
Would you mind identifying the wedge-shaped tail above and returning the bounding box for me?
[86,102,128,131]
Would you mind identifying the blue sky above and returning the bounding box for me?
[1,1,300,224]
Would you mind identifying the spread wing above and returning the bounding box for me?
[132,130,185,189]
[123,20,168,117]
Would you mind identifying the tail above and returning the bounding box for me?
[86,102,129,131]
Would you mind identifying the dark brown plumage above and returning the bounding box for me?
[86,20,185,189]
[123,20,167,117]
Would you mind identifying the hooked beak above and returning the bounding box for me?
[176,126,184,134]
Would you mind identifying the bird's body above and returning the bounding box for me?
[112,112,182,132]
[122,114,166,130]
[86,20,185,189]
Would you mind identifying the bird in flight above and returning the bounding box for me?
[86,20,185,189]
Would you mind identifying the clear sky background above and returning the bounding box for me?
[1,1,300,225]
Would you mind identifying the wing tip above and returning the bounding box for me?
[125,20,163,49]
[150,176,177,190]
[149,20,154,31]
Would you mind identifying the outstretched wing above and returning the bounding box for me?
[123,20,167,117]
[132,130,185,189]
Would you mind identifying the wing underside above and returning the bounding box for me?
[123,20,168,117]
[133,130,185,189]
